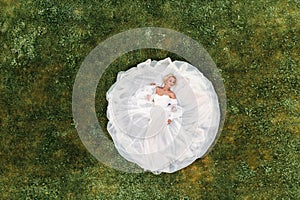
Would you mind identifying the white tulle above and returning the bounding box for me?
[106,58,220,174]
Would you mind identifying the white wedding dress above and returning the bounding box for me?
[106,58,220,174]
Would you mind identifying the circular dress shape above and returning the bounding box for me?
[106,57,220,174]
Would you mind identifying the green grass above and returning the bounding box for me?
[1,0,299,199]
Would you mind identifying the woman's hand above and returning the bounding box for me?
[171,105,177,112]
[167,119,172,125]
[146,94,152,101]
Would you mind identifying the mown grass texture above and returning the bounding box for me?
[0,0,299,199]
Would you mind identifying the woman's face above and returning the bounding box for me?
[166,77,176,87]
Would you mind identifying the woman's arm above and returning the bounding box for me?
[167,96,183,125]
[145,83,157,102]
[169,98,178,112]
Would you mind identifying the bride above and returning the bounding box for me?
[148,74,179,125]
[106,58,220,174]
[132,74,183,155]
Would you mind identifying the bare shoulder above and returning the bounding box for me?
[156,86,163,92]
[155,86,160,93]
[169,91,176,99]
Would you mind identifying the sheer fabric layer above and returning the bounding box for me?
[106,58,220,174]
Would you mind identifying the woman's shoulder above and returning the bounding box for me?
[155,86,163,92]
[168,91,176,99]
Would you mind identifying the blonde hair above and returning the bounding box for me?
[163,74,177,85]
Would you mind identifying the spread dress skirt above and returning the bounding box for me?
[106,57,220,174]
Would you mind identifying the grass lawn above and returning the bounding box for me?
[1,0,299,199]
